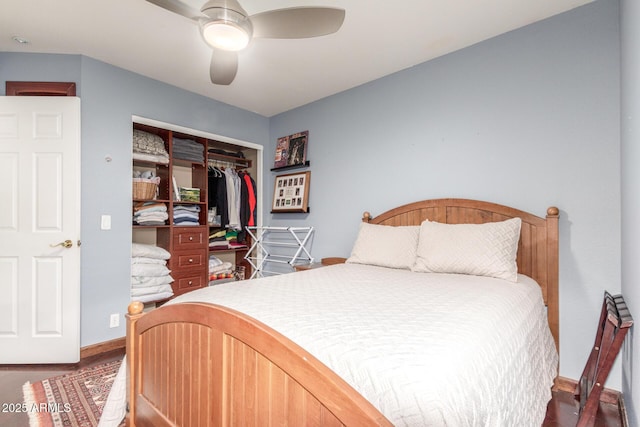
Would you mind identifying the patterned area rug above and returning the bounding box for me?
[22,359,122,427]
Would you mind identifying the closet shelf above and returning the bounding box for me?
[209,247,249,253]
[174,200,206,205]
[133,198,171,203]
[208,151,252,169]
[173,158,205,168]
[133,159,169,168]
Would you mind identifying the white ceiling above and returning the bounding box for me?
[1,0,593,117]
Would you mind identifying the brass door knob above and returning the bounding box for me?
[50,240,73,249]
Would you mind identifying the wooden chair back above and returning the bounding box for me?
[575,291,633,427]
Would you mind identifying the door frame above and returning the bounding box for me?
[6,81,76,96]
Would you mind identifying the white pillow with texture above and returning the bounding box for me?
[412,217,522,282]
[346,222,420,270]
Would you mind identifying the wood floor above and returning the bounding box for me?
[0,349,625,427]
[543,389,624,427]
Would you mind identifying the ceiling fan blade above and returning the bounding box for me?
[145,0,203,19]
[210,49,238,85]
[250,7,345,39]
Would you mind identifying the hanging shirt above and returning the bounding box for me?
[208,167,228,227]
[241,172,257,227]
[224,168,241,230]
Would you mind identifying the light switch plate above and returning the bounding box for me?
[101,215,111,230]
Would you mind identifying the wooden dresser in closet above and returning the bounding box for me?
[158,227,208,297]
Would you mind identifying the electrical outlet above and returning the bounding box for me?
[109,313,120,328]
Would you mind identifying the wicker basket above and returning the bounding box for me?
[133,177,159,200]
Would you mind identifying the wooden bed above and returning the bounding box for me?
[126,198,559,426]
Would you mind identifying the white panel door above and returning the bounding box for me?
[0,96,81,363]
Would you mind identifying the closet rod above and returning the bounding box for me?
[207,157,250,170]
[208,160,237,169]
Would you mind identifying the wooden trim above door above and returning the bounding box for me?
[6,81,76,96]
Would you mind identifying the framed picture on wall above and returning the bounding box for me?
[273,130,308,169]
[271,171,310,213]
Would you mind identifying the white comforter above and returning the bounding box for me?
[100,263,558,426]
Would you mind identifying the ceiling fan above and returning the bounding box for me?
[146,0,345,85]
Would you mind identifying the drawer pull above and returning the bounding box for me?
[189,236,194,241]
[188,280,193,285]
[188,258,194,263]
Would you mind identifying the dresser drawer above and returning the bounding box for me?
[172,227,207,250]
[172,271,206,293]
[174,251,206,269]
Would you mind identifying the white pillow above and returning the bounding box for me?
[412,217,522,282]
[131,243,170,260]
[131,256,166,265]
[131,263,171,277]
[346,222,420,270]
[131,275,174,287]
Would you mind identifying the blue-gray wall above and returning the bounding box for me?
[621,0,639,424]
[0,52,270,346]
[2,0,634,418]
[269,0,623,391]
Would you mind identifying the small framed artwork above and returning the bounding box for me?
[272,171,310,213]
[273,130,308,169]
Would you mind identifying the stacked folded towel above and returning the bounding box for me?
[173,204,200,226]
[209,255,234,283]
[172,137,204,163]
[131,243,174,303]
[133,202,168,225]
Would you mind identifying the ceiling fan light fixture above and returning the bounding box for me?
[146,0,346,85]
[199,4,252,52]
[202,20,250,51]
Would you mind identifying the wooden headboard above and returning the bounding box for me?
[362,198,559,351]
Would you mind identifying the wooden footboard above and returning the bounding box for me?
[126,301,392,427]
